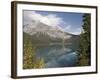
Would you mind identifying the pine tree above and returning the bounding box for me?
[77,14,91,66]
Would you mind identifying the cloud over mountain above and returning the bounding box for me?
[23,10,82,35]
[23,11,65,27]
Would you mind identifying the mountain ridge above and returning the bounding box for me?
[23,20,79,46]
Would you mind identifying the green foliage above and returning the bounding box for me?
[23,33,45,69]
[77,14,91,66]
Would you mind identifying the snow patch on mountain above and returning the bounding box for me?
[23,20,72,39]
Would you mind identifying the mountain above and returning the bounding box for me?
[23,20,79,45]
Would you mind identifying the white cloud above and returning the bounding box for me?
[23,11,65,27]
[64,25,71,30]
[41,14,63,26]
[72,27,82,35]
[64,25,82,35]
[23,11,82,35]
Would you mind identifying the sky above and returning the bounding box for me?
[23,10,84,35]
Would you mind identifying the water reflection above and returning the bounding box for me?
[36,45,78,68]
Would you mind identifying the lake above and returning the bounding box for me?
[35,45,79,68]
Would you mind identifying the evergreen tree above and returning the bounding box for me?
[77,14,91,66]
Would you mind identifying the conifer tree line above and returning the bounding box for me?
[77,13,91,66]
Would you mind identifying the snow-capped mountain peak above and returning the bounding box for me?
[23,20,72,39]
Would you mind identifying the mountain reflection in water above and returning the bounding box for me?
[35,45,78,68]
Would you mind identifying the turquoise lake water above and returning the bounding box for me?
[36,45,78,68]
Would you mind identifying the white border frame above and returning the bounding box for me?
[16,3,97,77]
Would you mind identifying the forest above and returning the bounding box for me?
[77,13,91,66]
[23,32,45,69]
